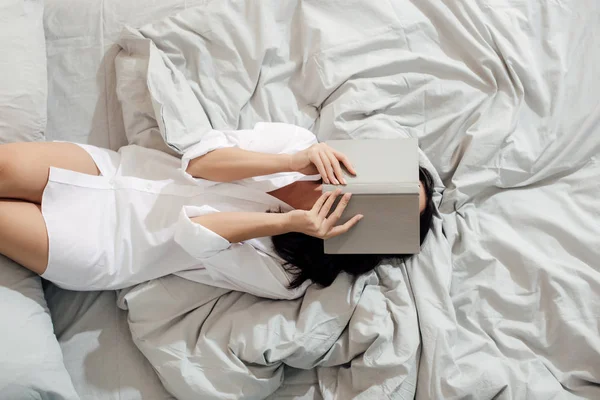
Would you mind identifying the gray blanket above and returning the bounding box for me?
[114,0,600,399]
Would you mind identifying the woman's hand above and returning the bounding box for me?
[289,143,356,185]
[286,189,363,239]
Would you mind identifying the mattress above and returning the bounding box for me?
[43,2,333,399]
[44,0,205,148]
[42,0,600,399]
[43,283,175,400]
[43,0,201,398]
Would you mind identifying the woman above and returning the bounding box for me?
[0,123,435,299]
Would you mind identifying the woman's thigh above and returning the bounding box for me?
[0,199,48,275]
[0,142,99,203]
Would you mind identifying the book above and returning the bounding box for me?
[322,138,420,254]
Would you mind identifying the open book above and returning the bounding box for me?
[322,138,420,254]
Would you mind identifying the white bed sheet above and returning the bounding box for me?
[111,1,600,398]
[42,0,600,399]
[43,0,203,398]
[44,283,175,400]
[44,0,207,148]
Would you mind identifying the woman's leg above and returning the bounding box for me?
[0,142,99,204]
[0,199,49,275]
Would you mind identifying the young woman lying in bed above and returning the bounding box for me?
[0,123,434,299]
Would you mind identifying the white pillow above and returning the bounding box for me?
[0,258,78,399]
[0,0,47,143]
[0,1,78,398]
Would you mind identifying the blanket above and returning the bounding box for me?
[114,0,600,398]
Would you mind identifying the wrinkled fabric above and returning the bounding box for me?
[111,0,600,399]
[0,1,80,398]
[0,0,46,143]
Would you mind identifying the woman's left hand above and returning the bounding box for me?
[285,189,363,239]
[289,143,356,185]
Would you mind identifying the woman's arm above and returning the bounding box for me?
[191,190,362,243]
[190,211,291,243]
[186,143,356,184]
[186,147,293,182]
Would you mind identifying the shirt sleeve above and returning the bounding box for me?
[173,205,231,259]
[173,205,310,299]
[180,122,319,186]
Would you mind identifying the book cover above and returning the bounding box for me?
[322,138,420,254]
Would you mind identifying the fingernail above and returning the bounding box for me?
[342,179,347,185]
[334,179,340,185]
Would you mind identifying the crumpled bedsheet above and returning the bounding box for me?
[113,0,600,398]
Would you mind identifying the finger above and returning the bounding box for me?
[322,192,351,229]
[329,193,352,220]
[311,190,332,215]
[318,188,342,220]
[311,153,329,184]
[326,214,364,238]
[326,149,346,185]
[333,150,356,176]
[319,151,338,185]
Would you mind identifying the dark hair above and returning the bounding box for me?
[272,166,436,289]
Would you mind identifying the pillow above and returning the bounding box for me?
[44,284,176,400]
[0,0,47,143]
[0,1,78,398]
[0,257,79,399]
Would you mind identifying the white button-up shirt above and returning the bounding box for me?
[42,123,318,299]
[174,123,319,299]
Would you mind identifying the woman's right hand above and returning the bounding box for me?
[285,189,363,239]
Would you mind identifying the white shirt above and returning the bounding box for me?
[41,123,319,299]
[175,122,319,298]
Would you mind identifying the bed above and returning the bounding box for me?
[1,0,599,399]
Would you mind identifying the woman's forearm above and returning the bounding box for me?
[191,212,292,243]
[186,147,293,182]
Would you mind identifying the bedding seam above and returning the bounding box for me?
[101,0,112,151]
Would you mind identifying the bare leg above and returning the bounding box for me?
[0,141,101,274]
[0,142,99,204]
[0,199,49,274]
